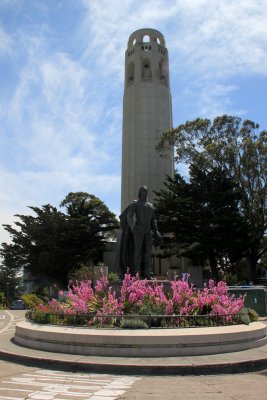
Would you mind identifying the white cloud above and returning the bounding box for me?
[168,0,267,78]
[40,53,87,108]
[0,26,12,56]
[2,33,119,173]
[180,82,248,120]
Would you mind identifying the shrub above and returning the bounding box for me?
[239,307,259,323]
[26,310,50,324]
[21,293,42,309]
[120,318,149,329]
[247,308,259,322]
[107,272,120,282]
[238,309,251,325]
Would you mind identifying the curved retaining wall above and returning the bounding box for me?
[14,321,267,357]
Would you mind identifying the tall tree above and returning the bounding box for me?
[1,204,68,287]
[0,193,119,288]
[59,192,119,267]
[155,165,247,280]
[0,261,22,302]
[156,116,267,281]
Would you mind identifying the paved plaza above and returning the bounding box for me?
[0,364,140,400]
[1,310,267,399]
[1,361,267,399]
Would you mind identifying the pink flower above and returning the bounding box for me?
[35,272,245,324]
[95,272,109,293]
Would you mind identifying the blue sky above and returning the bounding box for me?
[0,0,267,244]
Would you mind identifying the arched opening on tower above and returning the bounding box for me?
[133,38,136,46]
[127,62,134,84]
[157,37,161,45]
[142,59,152,80]
[143,34,150,43]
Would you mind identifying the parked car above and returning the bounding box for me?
[10,300,26,310]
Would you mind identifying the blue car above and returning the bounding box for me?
[10,300,26,310]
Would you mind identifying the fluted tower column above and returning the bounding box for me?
[121,28,174,211]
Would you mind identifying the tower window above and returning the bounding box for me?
[142,60,152,79]
[133,38,136,46]
[157,37,161,45]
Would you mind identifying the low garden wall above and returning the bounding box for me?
[14,320,267,357]
[16,274,267,357]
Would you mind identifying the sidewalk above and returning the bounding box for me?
[1,326,267,375]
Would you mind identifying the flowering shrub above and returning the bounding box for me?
[33,273,245,327]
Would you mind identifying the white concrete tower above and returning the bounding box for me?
[121,28,174,211]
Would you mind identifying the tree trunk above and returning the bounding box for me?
[209,255,219,282]
[246,253,258,283]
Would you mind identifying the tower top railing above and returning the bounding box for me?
[128,28,166,48]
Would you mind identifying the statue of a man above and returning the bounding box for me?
[118,186,161,279]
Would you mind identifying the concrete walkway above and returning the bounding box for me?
[2,322,267,375]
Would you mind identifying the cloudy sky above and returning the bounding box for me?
[0,0,267,244]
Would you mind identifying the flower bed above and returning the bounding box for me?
[26,273,248,328]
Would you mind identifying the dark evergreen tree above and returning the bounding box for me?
[155,165,248,280]
[0,261,22,302]
[0,192,119,288]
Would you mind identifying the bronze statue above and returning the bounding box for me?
[118,186,161,279]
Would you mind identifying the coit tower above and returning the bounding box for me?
[121,28,174,211]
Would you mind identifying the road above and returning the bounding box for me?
[0,309,25,335]
[1,310,267,399]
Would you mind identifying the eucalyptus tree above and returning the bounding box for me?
[157,115,267,281]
